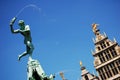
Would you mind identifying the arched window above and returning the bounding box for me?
[84,75,89,80]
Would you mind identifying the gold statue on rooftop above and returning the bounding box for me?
[92,23,100,35]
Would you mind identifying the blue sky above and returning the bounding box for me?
[0,0,120,80]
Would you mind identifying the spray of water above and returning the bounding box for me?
[55,70,69,76]
[15,4,41,17]
[54,69,80,80]
[55,69,79,76]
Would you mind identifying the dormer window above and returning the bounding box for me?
[106,42,110,46]
[100,42,106,49]
[98,46,101,51]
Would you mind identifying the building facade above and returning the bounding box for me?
[80,62,99,80]
[91,24,120,80]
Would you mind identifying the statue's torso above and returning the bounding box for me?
[20,25,32,44]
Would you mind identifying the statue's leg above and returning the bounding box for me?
[18,51,27,61]
[27,41,34,57]
[18,41,34,61]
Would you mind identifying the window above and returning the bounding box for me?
[100,42,106,49]
[102,67,107,79]
[109,63,118,75]
[98,69,106,80]
[84,75,89,80]
[114,60,120,72]
[98,53,105,63]
[109,48,117,57]
[97,46,101,51]
[104,65,112,78]
[104,50,112,61]
[106,42,110,46]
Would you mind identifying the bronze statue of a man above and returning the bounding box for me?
[10,17,34,61]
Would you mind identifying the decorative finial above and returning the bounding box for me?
[80,61,82,67]
[92,23,100,35]
[113,37,117,42]
[91,49,94,54]
[103,32,107,37]
[92,38,95,43]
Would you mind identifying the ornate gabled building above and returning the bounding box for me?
[91,23,120,80]
[80,61,99,80]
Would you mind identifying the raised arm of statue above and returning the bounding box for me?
[10,17,20,33]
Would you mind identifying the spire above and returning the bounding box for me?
[79,61,86,71]
[92,23,100,36]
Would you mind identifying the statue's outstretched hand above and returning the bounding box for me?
[10,17,17,26]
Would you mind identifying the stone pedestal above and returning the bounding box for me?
[27,58,55,80]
